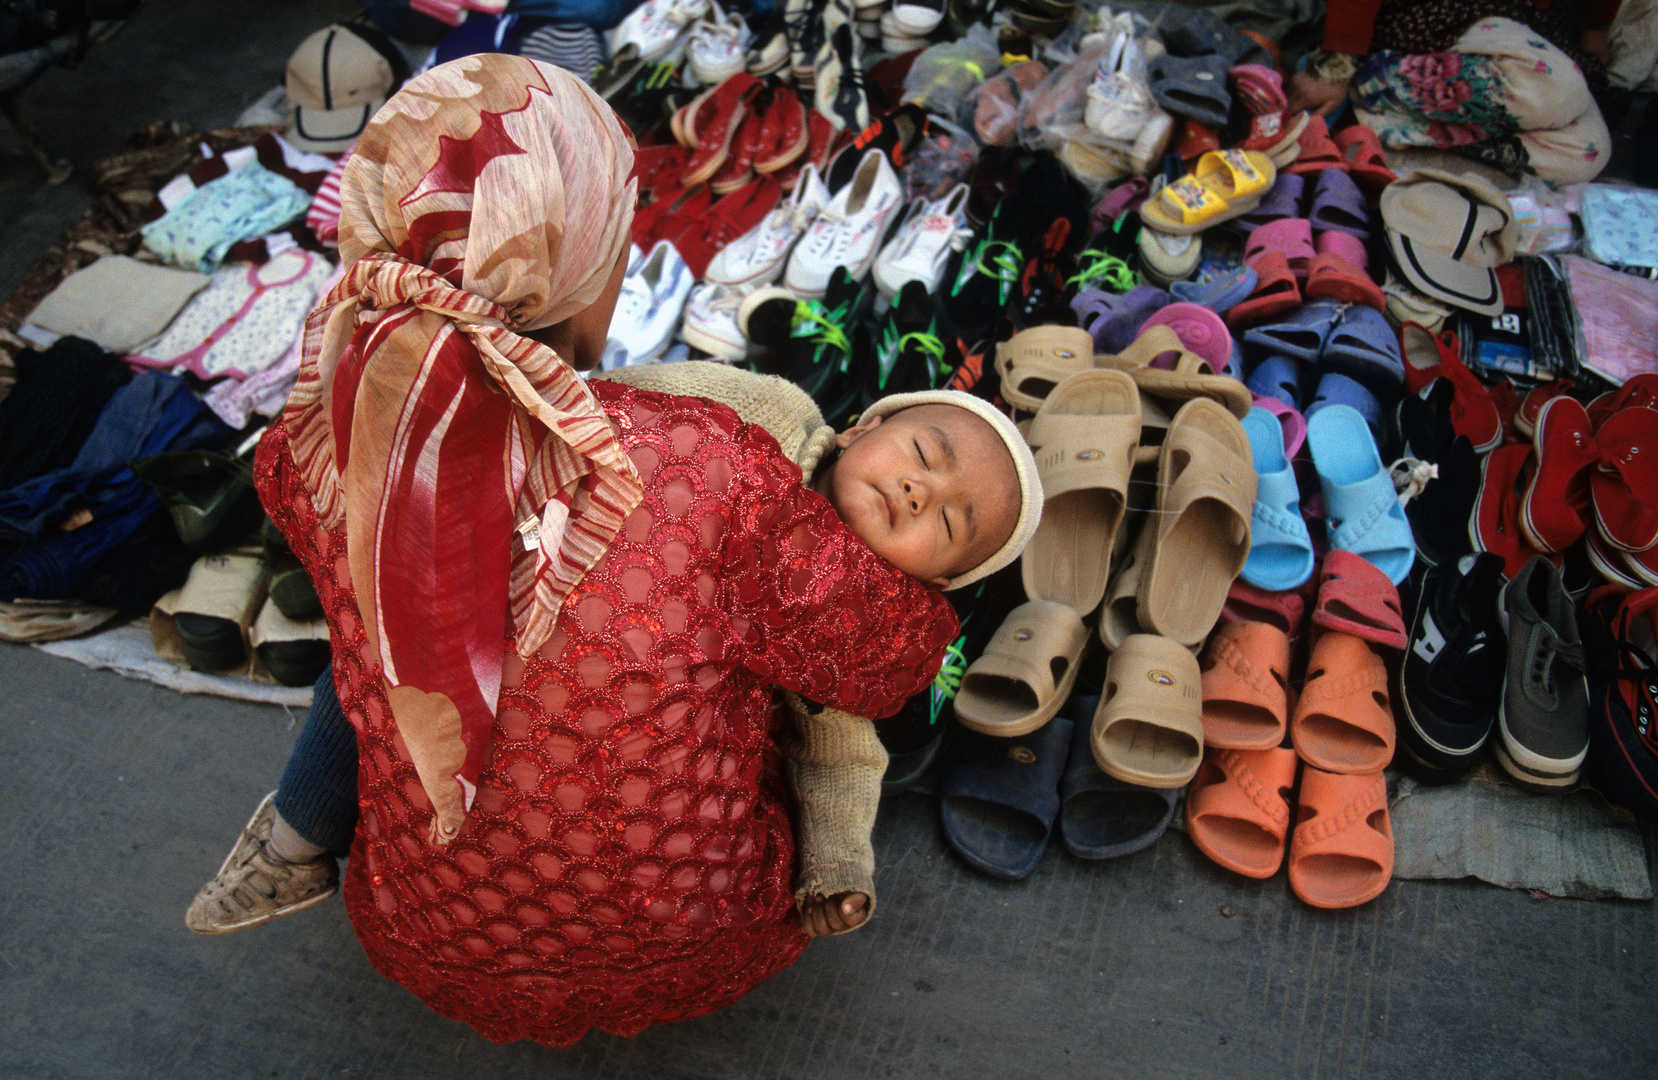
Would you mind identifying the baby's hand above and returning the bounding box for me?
[800,891,870,937]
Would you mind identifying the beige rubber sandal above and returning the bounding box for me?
[954,599,1091,737]
[1021,369,1141,614]
[995,325,1095,413]
[1091,632,1205,788]
[1100,511,1153,651]
[1099,325,1253,418]
[1136,397,1258,648]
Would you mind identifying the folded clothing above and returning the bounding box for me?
[25,256,210,353]
[141,162,313,273]
[0,337,130,489]
[127,250,334,381]
[0,373,232,601]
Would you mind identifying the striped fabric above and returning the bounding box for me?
[304,151,348,245]
[279,56,639,843]
[519,22,608,79]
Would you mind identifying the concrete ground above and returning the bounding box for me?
[1,4,1656,1079]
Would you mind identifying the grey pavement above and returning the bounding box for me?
[2,4,1657,1078]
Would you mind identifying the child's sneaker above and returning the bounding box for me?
[184,792,339,935]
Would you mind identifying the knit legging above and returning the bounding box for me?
[272,665,358,856]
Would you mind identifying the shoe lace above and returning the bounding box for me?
[791,299,851,356]
[1067,248,1138,292]
[953,237,1022,304]
[1390,457,1439,508]
[1526,626,1585,697]
[927,635,968,724]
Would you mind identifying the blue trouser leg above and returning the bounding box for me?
[271,665,358,857]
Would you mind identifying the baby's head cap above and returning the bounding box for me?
[859,390,1043,590]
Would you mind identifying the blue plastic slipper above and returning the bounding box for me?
[1057,696,1178,860]
[1305,370,1383,439]
[1223,340,1245,381]
[1306,404,1417,585]
[1241,407,1317,590]
[1321,305,1404,391]
[1170,263,1259,315]
[1241,299,1343,365]
[1246,354,1303,408]
[940,717,1071,880]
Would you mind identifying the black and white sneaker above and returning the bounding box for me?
[815,21,870,134]
[1395,553,1506,782]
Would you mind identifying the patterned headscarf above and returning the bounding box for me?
[280,56,640,843]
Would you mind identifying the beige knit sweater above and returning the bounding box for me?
[597,363,895,931]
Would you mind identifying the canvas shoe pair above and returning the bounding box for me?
[872,183,971,298]
[704,163,832,287]
[609,0,711,63]
[784,148,903,297]
[604,240,695,368]
[679,281,755,359]
[687,1,751,84]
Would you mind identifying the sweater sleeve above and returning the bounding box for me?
[1321,0,1387,56]
[779,690,888,930]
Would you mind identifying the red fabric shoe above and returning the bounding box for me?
[1517,378,1576,437]
[1522,395,1599,554]
[672,175,782,279]
[1398,322,1501,451]
[1592,405,1658,552]
[1587,373,1658,431]
[753,86,809,174]
[635,183,714,251]
[1173,119,1222,163]
[773,108,837,193]
[1474,443,1553,579]
[710,106,765,195]
[632,143,693,199]
[683,74,763,186]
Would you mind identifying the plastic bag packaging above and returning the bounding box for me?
[1017,41,1108,152]
[958,60,1050,147]
[1578,183,1658,267]
[903,117,980,204]
[903,23,1001,117]
[1506,175,1579,256]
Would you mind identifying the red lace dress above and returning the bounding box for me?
[255,380,958,1046]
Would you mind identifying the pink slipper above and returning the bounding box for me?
[1251,393,1307,457]
[1315,228,1367,272]
[1246,218,1316,283]
[1141,302,1233,369]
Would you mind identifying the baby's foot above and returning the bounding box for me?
[800,891,870,937]
[185,792,338,934]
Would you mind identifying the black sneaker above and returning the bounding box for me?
[1581,587,1658,821]
[1395,553,1506,782]
[1495,555,1591,791]
[1065,216,1143,302]
[597,54,682,140]
[742,269,870,410]
[936,195,1026,348]
[1010,216,1078,329]
[1397,388,1479,567]
[824,102,930,192]
[864,280,949,411]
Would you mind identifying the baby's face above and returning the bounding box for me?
[816,403,1020,588]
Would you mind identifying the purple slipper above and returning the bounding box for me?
[1305,371,1383,437]
[1246,354,1303,408]
[1168,263,1258,315]
[1307,168,1370,239]
[1235,173,1305,233]
[1143,301,1233,368]
[1074,284,1170,354]
[1322,305,1404,390]
[1093,177,1149,229]
[1241,299,1343,365]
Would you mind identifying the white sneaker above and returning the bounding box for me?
[605,239,694,367]
[889,0,944,36]
[704,164,831,287]
[687,2,751,85]
[1083,26,1158,144]
[872,182,971,298]
[678,281,754,358]
[784,149,902,297]
[609,0,711,64]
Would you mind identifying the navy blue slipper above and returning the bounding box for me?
[939,717,1071,880]
[1056,697,1179,860]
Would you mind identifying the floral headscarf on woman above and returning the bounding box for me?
[280,56,639,843]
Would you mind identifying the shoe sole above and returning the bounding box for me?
[1518,396,1575,555]
[188,881,339,935]
[679,319,747,358]
[706,252,790,288]
[754,124,812,174]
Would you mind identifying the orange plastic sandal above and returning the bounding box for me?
[1290,631,1396,774]
[1287,767,1393,909]
[1185,746,1300,878]
[1200,620,1292,750]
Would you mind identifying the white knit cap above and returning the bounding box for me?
[859,390,1043,591]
